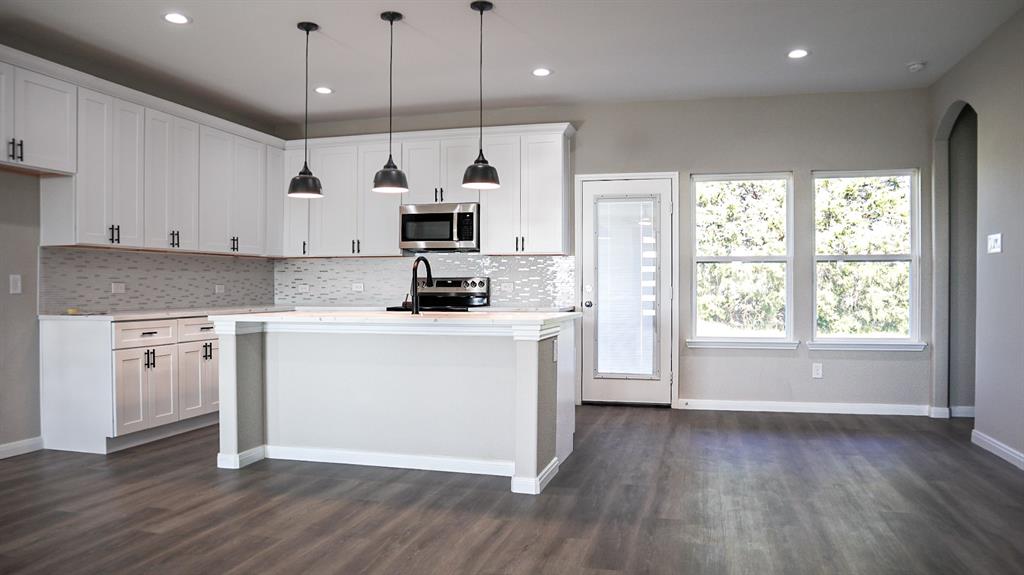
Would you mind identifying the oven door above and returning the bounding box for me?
[399,203,479,252]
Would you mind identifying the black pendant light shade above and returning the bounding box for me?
[289,21,323,198]
[463,1,499,190]
[373,11,408,193]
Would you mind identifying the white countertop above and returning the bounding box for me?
[38,305,292,322]
[210,309,580,325]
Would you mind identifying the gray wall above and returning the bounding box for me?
[0,171,40,445]
[948,107,977,411]
[931,10,1024,453]
[297,89,936,408]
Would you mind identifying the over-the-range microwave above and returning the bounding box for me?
[399,203,479,252]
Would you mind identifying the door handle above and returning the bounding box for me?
[6,138,14,160]
[16,139,24,162]
[583,301,593,308]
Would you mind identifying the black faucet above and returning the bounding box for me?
[410,256,433,315]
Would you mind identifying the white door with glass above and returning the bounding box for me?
[580,177,674,404]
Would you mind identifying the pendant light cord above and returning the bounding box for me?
[478,6,483,153]
[389,18,394,157]
[304,28,310,164]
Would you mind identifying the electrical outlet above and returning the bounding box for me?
[352,282,364,293]
[812,363,823,379]
[987,233,1002,254]
[499,281,514,293]
[111,282,126,294]
[9,274,22,294]
[214,284,225,294]
[298,284,310,293]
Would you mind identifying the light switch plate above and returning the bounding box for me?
[9,274,22,294]
[214,284,225,294]
[111,282,126,294]
[351,282,364,293]
[812,363,823,379]
[987,233,1002,254]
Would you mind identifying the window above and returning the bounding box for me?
[691,174,793,341]
[813,170,918,341]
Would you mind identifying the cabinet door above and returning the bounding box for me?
[308,144,358,256]
[148,345,178,427]
[204,340,220,413]
[0,62,12,165]
[111,99,145,247]
[440,137,481,205]
[521,134,567,254]
[479,135,522,255]
[178,341,206,419]
[114,348,149,436]
[231,137,266,255]
[76,88,114,245]
[281,149,310,256]
[198,125,234,253]
[13,67,76,173]
[357,142,401,256]
[401,139,440,204]
[264,146,285,256]
[171,117,200,250]
[144,109,174,248]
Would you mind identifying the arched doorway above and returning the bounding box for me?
[947,105,977,417]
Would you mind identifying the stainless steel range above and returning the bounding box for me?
[386,276,490,312]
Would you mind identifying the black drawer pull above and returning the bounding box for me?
[200,326,214,331]
[141,331,158,336]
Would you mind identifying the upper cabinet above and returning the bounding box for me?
[356,142,401,256]
[439,137,482,205]
[478,136,523,255]
[198,126,265,255]
[4,66,77,173]
[308,144,358,257]
[145,110,199,250]
[111,99,145,247]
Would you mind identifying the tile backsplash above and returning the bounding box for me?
[39,247,275,314]
[275,254,576,309]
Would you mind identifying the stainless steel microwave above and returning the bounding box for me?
[399,203,479,252]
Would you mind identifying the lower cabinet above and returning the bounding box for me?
[178,339,219,419]
[113,344,178,436]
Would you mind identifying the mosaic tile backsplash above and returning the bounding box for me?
[39,247,275,314]
[275,254,576,309]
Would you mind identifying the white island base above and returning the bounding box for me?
[211,310,580,494]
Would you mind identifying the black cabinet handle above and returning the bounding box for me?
[114,225,121,244]
[6,138,14,160]
[200,326,214,331]
[434,188,438,202]
[302,240,307,255]
[144,349,153,369]
[151,349,156,369]
[439,187,444,202]
[173,230,180,248]
[357,239,361,254]
[515,236,519,251]
[141,331,158,336]
[351,239,355,254]
[521,236,525,252]
[109,225,116,244]
[16,139,24,162]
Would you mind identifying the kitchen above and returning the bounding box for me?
[2,1,1024,573]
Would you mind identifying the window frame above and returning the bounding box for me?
[688,172,796,348]
[810,168,924,349]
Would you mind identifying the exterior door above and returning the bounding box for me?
[580,177,674,404]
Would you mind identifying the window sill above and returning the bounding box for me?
[686,339,800,350]
[806,340,927,352]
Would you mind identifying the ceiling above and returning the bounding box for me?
[0,0,1020,135]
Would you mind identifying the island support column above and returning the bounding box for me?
[214,321,266,469]
[511,326,561,494]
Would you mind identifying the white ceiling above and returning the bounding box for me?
[0,0,1020,133]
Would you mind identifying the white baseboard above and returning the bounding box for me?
[264,445,514,477]
[511,457,560,495]
[971,429,1024,470]
[951,405,975,418]
[0,436,43,459]
[673,398,929,416]
[217,445,266,469]
[930,407,950,419]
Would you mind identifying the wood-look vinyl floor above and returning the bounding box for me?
[1,406,1023,574]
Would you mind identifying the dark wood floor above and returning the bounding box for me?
[2,407,1023,575]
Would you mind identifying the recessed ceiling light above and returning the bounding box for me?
[906,61,927,73]
[314,86,333,95]
[787,48,809,59]
[532,68,552,77]
[163,12,191,25]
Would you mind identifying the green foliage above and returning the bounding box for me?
[697,262,786,336]
[815,175,911,255]
[816,261,910,337]
[695,179,787,257]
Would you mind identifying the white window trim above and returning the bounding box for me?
[811,169,923,347]
[690,172,795,345]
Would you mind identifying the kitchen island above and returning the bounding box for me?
[210,309,581,494]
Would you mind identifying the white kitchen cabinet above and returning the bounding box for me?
[479,135,523,254]
[179,339,218,420]
[113,343,178,436]
[264,146,301,257]
[72,88,114,245]
[357,142,402,256]
[111,98,145,247]
[0,62,12,164]
[440,137,481,205]
[281,149,310,256]
[199,126,266,255]
[309,144,358,256]
[10,67,77,173]
[401,139,441,204]
[145,109,199,250]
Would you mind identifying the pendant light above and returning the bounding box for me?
[462,1,500,190]
[372,11,409,193]
[288,21,323,199]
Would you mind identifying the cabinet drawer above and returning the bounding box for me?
[177,317,217,342]
[112,319,177,349]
